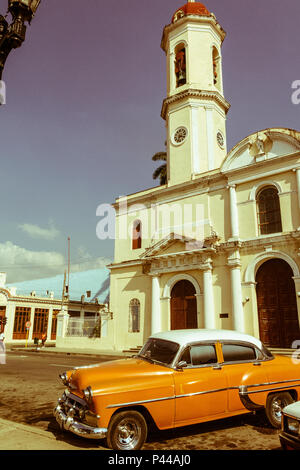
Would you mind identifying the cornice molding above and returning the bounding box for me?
[161,88,231,120]
[114,172,226,210]
[218,231,300,253]
[3,296,102,310]
[161,15,226,52]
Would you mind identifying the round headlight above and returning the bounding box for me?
[287,417,300,434]
[83,386,93,403]
[59,372,68,386]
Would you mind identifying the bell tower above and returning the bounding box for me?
[161,1,230,186]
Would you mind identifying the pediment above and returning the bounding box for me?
[222,128,300,172]
[141,231,220,259]
[141,233,195,259]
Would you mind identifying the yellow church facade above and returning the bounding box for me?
[109,1,300,353]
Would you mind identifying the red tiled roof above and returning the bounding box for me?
[172,2,210,22]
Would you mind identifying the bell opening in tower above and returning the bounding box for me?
[212,46,221,91]
[174,44,186,88]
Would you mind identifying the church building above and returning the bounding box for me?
[108,1,300,353]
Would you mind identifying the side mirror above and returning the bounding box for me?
[176,360,187,370]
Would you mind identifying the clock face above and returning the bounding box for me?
[217,131,224,148]
[173,127,188,145]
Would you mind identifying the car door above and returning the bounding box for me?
[173,342,228,427]
[220,341,269,412]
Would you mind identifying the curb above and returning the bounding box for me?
[7,347,126,360]
[0,417,57,440]
[0,417,106,451]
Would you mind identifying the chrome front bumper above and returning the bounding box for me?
[53,391,107,440]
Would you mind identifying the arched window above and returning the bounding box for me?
[174,43,186,88]
[257,186,282,235]
[212,47,221,90]
[132,220,142,250]
[129,299,140,333]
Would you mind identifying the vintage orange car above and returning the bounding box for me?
[54,329,300,450]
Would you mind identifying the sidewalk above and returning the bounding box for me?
[0,417,104,450]
[1,347,117,450]
[6,345,127,360]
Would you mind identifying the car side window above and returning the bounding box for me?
[222,343,256,363]
[180,344,217,367]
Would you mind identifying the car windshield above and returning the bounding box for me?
[137,338,180,366]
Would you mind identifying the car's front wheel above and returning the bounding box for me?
[265,392,294,428]
[107,410,148,450]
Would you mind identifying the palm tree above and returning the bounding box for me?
[152,144,167,185]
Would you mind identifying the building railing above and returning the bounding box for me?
[65,317,101,338]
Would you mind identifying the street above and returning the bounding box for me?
[0,350,282,450]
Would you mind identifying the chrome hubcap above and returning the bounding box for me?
[272,399,285,421]
[116,419,140,449]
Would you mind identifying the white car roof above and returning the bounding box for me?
[150,329,264,350]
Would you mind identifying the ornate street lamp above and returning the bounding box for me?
[0,0,41,79]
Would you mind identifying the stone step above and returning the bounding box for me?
[123,346,143,355]
[270,348,299,358]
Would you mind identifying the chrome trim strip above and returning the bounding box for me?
[243,384,300,395]
[106,395,175,409]
[105,379,300,410]
[176,387,233,399]
[246,378,300,389]
[107,387,237,408]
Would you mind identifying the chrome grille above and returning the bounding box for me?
[60,391,87,420]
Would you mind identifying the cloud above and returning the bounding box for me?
[0,241,65,282]
[0,241,111,283]
[70,245,111,273]
[18,221,60,240]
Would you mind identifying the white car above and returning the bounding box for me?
[280,401,300,450]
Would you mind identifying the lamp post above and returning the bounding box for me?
[0,0,41,80]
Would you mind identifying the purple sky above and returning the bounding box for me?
[0,0,299,283]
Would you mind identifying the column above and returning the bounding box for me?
[195,293,204,328]
[5,302,14,342]
[228,254,245,333]
[228,184,239,240]
[169,51,176,93]
[293,168,300,230]
[80,306,85,319]
[47,307,53,340]
[292,276,300,330]
[202,261,216,329]
[206,106,215,171]
[191,105,200,175]
[28,307,35,342]
[56,306,70,339]
[151,275,161,335]
[242,281,258,337]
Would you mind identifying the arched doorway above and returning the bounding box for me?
[256,259,300,348]
[171,280,197,330]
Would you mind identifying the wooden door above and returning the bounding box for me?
[0,306,6,333]
[33,308,49,340]
[256,259,300,348]
[171,280,197,330]
[13,307,31,339]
